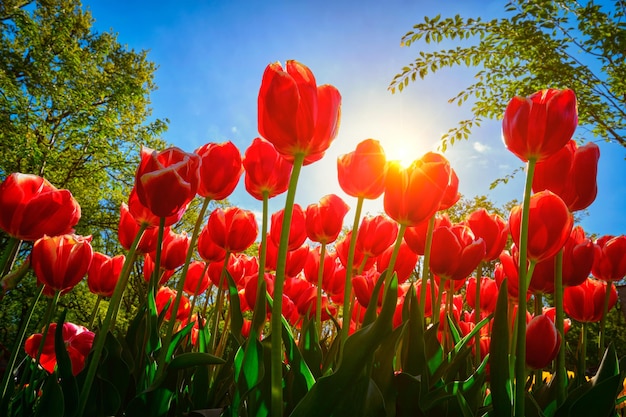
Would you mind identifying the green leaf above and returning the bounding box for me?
[35,374,64,417]
[489,277,513,415]
[230,338,266,416]
[54,310,79,417]
[300,316,323,379]
[167,352,225,372]
[225,270,244,341]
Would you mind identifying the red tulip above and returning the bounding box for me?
[127,187,185,228]
[152,229,190,271]
[352,268,383,309]
[509,190,573,263]
[0,173,81,241]
[155,286,191,323]
[543,306,571,335]
[465,209,508,262]
[195,141,243,200]
[466,276,498,315]
[376,241,418,284]
[383,153,452,226]
[495,247,531,301]
[592,235,626,282]
[87,252,125,298]
[430,224,485,281]
[335,231,375,273]
[208,254,247,289]
[356,215,398,258]
[562,226,595,287]
[24,322,95,376]
[31,234,93,294]
[305,194,350,245]
[324,263,345,303]
[134,146,201,218]
[265,238,309,277]
[258,60,341,165]
[143,253,175,286]
[404,214,452,256]
[528,257,555,295]
[337,139,387,199]
[243,137,293,200]
[564,278,618,323]
[208,207,258,253]
[533,140,600,212]
[422,152,460,211]
[118,202,160,253]
[197,225,227,263]
[285,275,336,321]
[303,246,337,286]
[502,88,578,162]
[269,204,307,251]
[526,314,560,369]
[183,260,210,296]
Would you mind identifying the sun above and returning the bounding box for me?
[384,141,417,169]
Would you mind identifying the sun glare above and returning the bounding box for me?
[384,142,417,169]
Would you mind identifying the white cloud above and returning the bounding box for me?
[473,142,491,153]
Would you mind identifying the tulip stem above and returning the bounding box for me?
[578,321,588,386]
[77,222,147,417]
[474,263,484,367]
[0,237,20,278]
[188,262,210,324]
[515,157,537,417]
[386,224,407,290]
[420,215,436,327]
[340,196,364,348]
[271,152,305,417]
[251,192,270,340]
[554,249,566,405]
[88,295,103,328]
[598,280,612,361]
[316,244,327,337]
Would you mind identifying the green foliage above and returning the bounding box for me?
[390,0,626,151]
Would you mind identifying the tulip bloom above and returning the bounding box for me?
[303,247,337,286]
[197,225,227,263]
[466,276,498,315]
[258,60,342,165]
[509,191,573,263]
[31,234,93,294]
[269,204,307,251]
[127,187,184,228]
[383,153,452,226]
[337,139,387,199]
[243,137,293,200]
[560,226,595,287]
[265,238,309,277]
[502,88,578,162]
[195,141,243,200]
[208,254,247,289]
[376,241,418,284]
[118,202,160,253]
[24,322,95,376]
[592,235,626,282]
[423,152,460,211]
[533,140,600,212]
[429,224,485,281]
[305,194,349,244]
[526,315,560,369]
[0,173,81,241]
[134,147,201,218]
[155,286,191,323]
[404,214,452,256]
[465,208,508,262]
[87,252,125,298]
[335,231,375,273]
[183,261,210,296]
[152,229,190,271]
[564,278,617,323]
[356,215,398,258]
[208,207,258,253]
[143,253,175,286]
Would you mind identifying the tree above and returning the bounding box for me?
[389,0,626,152]
[0,0,168,247]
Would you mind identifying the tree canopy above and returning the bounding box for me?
[390,0,626,152]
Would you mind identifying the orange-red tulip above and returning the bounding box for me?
[195,141,243,200]
[305,194,349,244]
[208,207,258,253]
[258,60,341,165]
[404,214,452,256]
[502,88,578,162]
[337,139,387,199]
[356,215,398,258]
[87,252,125,298]
[376,241,418,284]
[465,208,508,262]
[269,204,307,251]
[243,137,293,200]
[430,224,485,281]
[155,286,191,323]
[0,173,80,241]
[183,261,210,296]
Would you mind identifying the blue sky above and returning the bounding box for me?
[84,0,625,237]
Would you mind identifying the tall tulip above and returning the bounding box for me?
[243,137,293,200]
[155,286,191,323]
[532,140,600,212]
[502,88,578,162]
[127,187,184,228]
[337,138,387,199]
[305,194,349,244]
[87,253,125,298]
[207,207,258,253]
[429,224,485,281]
[195,141,243,200]
[269,205,307,251]
[134,147,201,218]
[183,261,210,296]
[0,173,81,241]
[258,60,341,165]
[152,229,190,271]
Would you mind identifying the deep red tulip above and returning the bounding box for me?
[465,208,508,262]
[337,139,387,199]
[496,247,532,301]
[528,257,556,295]
[466,276,498,315]
[258,60,342,165]
[352,268,383,309]
[197,224,227,263]
[208,254,247,289]
[155,286,191,323]
[87,252,125,298]
[208,207,258,253]
[0,173,81,241]
[31,234,93,294]
[430,224,485,281]
[127,187,185,228]
[305,194,349,244]
[143,253,175,286]
[543,306,571,335]
[502,88,578,162]
[509,190,573,263]
[265,238,309,277]
[356,215,398,258]
[270,204,307,251]
[591,235,626,282]
[243,137,293,200]
[195,141,243,200]
[152,229,190,271]
[533,140,600,212]
[118,202,160,253]
[183,260,210,296]
[526,315,560,369]
[243,272,275,313]
[134,147,201,218]
[564,278,617,323]
[561,226,595,287]
[404,214,452,256]
[383,153,451,226]
[24,322,94,376]
[376,241,418,284]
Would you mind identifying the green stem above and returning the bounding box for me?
[77,222,147,416]
[420,216,436,328]
[271,152,305,417]
[0,238,20,279]
[514,158,537,417]
[0,285,43,412]
[474,262,484,367]
[578,321,588,386]
[188,262,210,323]
[386,224,407,289]
[88,295,103,328]
[340,196,364,347]
[316,244,327,337]
[251,192,270,340]
[210,251,230,354]
[598,280,612,361]
[554,249,566,405]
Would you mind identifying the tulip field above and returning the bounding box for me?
[0,60,625,416]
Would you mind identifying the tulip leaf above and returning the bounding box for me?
[362,269,388,327]
[197,313,210,354]
[489,278,513,416]
[230,338,266,416]
[372,324,405,411]
[53,310,79,417]
[225,270,244,341]
[300,316,323,379]
[395,372,424,416]
[35,374,64,417]
[402,284,426,378]
[146,289,162,356]
[167,352,225,372]
[166,319,194,361]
